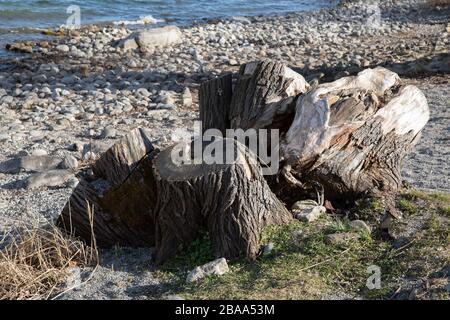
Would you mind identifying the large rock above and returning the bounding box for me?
[117,37,138,51]
[132,26,182,51]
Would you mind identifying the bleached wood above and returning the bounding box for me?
[280,67,429,198]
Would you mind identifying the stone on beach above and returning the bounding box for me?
[60,154,79,170]
[0,156,62,174]
[117,37,139,51]
[100,127,118,139]
[56,45,70,53]
[186,258,229,283]
[325,232,358,245]
[292,200,326,223]
[121,26,182,52]
[349,220,371,233]
[25,169,75,189]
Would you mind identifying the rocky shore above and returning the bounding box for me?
[0,0,449,299]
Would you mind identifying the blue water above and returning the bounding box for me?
[0,0,337,57]
[0,0,338,29]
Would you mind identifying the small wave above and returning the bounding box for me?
[113,15,165,26]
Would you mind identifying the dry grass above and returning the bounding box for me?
[0,213,98,300]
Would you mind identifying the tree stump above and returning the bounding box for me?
[58,132,291,264]
[57,128,159,247]
[281,67,429,199]
[229,60,310,132]
[58,61,430,265]
[151,137,291,264]
[199,73,233,135]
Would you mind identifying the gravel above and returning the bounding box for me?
[0,0,448,299]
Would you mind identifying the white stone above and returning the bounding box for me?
[25,169,74,189]
[61,154,79,170]
[134,26,182,51]
[0,156,62,174]
[186,258,229,283]
[56,44,70,53]
[182,87,192,107]
[295,205,326,223]
[30,149,48,156]
[118,37,139,51]
[349,220,371,233]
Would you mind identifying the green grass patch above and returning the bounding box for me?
[154,189,450,300]
[397,198,418,215]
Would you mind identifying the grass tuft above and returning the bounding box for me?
[0,218,98,300]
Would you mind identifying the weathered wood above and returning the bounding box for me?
[57,128,158,247]
[92,127,154,187]
[229,60,310,132]
[281,67,429,199]
[58,130,292,264]
[58,61,430,267]
[152,137,292,264]
[199,73,233,135]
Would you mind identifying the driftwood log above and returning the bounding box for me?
[58,59,429,263]
[281,67,429,199]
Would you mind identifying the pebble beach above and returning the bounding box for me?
[0,0,449,299]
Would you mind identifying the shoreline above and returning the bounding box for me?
[0,0,449,300]
[0,0,341,58]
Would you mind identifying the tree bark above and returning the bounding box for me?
[199,73,233,135]
[57,61,430,266]
[58,131,292,264]
[57,128,158,247]
[229,60,310,132]
[152,137,292,264]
